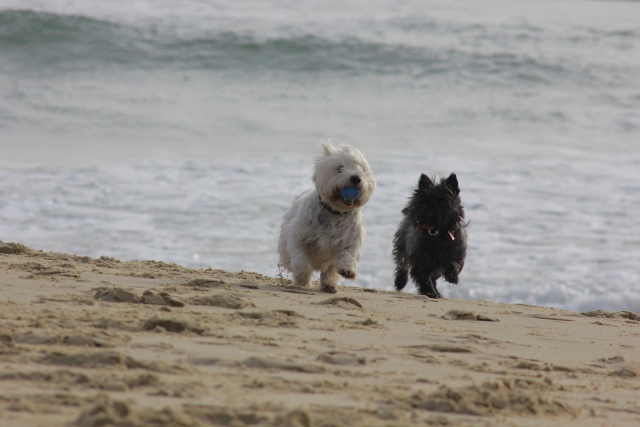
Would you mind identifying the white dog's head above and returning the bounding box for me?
[313,140,376,213]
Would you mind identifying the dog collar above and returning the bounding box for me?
[319,196,349,216]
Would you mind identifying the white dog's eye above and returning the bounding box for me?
[337,166,343,173]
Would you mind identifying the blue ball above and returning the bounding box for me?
[340,187,360,200]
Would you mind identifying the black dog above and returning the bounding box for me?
[392,173,467,298]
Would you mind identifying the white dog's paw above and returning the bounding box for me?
[320,282,338,293]
[338,269,356,280]
[293,278,311,288]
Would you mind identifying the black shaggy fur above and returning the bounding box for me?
[392,173,467,298]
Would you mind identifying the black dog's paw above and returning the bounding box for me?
[422,289,442,299]
[444,271,459,284]
[428,286,443,299]
[417,280,442,298]
[338,269,356,280]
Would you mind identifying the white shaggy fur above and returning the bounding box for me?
[278,141,376,293]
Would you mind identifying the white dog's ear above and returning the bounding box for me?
[321,140,336,156]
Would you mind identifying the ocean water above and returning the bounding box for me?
[1,0,639,312]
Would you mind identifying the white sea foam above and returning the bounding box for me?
[1,151,639,313]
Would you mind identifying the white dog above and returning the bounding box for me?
[278,141,376,293]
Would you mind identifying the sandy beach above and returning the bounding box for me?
[0,241,638,427]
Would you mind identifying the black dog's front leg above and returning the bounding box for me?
[419,277,442,299]
[444,256,465,284]
[416,279,440,298]
[394,262,409,291]
[444,265,460,284]
[410,267,441,298]
[392,228,409,291]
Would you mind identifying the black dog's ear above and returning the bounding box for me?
[418,174,434,190]
[446,173,460,195]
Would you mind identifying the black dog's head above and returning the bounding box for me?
[402,173,465,240]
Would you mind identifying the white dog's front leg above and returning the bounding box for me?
[336,250,358,280]
[320,266,339,293]
[290,250,313,288]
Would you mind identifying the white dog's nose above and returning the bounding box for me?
[350,175,361,185]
